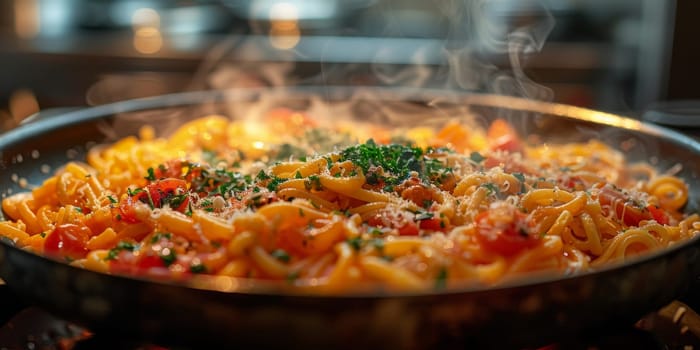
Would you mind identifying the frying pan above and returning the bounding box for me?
[1,86,700,349]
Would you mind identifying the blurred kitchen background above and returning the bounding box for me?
[0,0,697,126]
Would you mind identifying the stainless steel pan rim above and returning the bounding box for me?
[1,85,700,298]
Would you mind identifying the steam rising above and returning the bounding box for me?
[102,0,557,139]
[440,0,554,99]
[197,0,555,100]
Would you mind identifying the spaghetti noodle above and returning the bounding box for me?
[1,110,698,291]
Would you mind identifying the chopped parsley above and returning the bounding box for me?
[347,237,363,251]
[513,172,525,183]
[160,248,176,266]
[256,170,271,181]
[341,140,422,177]
[469,151,485,163]
[286,271,300,284]
[105,241,139,260]
[271,249,291,263]
[371,238,384,252]
[202,149,218,165]
[304,175,322,191]
[127,188,144,197]
[167,194,188,209]
[190,263,207,274]
[415,212,434,221]
[200,198,214,212]
[370,228,384,236]
[150,232,172,244]
[435,267,448,289]
[339,140,455,188]
[266,176,287,192]
[145,167,156,181]
[481,182,500,196]
[513,172,527,193]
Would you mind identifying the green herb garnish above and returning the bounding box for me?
[160,248,177,266]
[150,232,172,244]
[105,240,138,260]
[145,167,156,181]
[469,151,485,163]
[190,263,207,274]
[435,267,448,289]
[347,237,363,251]
[271,249,291,263]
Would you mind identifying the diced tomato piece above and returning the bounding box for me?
[275,227,309,256]
[109,249,171,277]
[647,204,670,225]
[483,156,502,169]
[492,134,522,153]
[398,222,420,236]
[559,176,584,190]
[596,184,653,226]
[400,184,438,208]
[109,250,138,275]
[137,253,167,270]
[119,178,189,218]
[146,178,188,208]
[367,210,420,236]
[474,210,539,256]
[118,196,142,223]
[153,160,184,179]
[487,119,523,153]
[44,223,91,260]
[418,217,448,232]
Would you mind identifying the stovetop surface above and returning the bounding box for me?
[2,298,700,350]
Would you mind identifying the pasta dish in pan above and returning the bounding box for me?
[0,110,697,291]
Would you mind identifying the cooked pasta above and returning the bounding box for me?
[1,109,698,292]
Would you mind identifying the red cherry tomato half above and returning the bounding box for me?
[367,211,420,236]
[145,178,188,208]
[118,196,143,224]
[474,211,539,256]
[596,184,668,226]
[44,223,91,260]
[109,249,170,277]
[647,204,670,225]
[119,178,189,220]
[153,160,184,179]
[398,222,420,236]
[418,217,448,232]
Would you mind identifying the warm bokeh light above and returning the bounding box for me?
[269,27,301,49]
[9,89,39,124]
[268,2,301,49]
[133,27,163,54]
[13,0,40,39]
[131,8,162,54]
